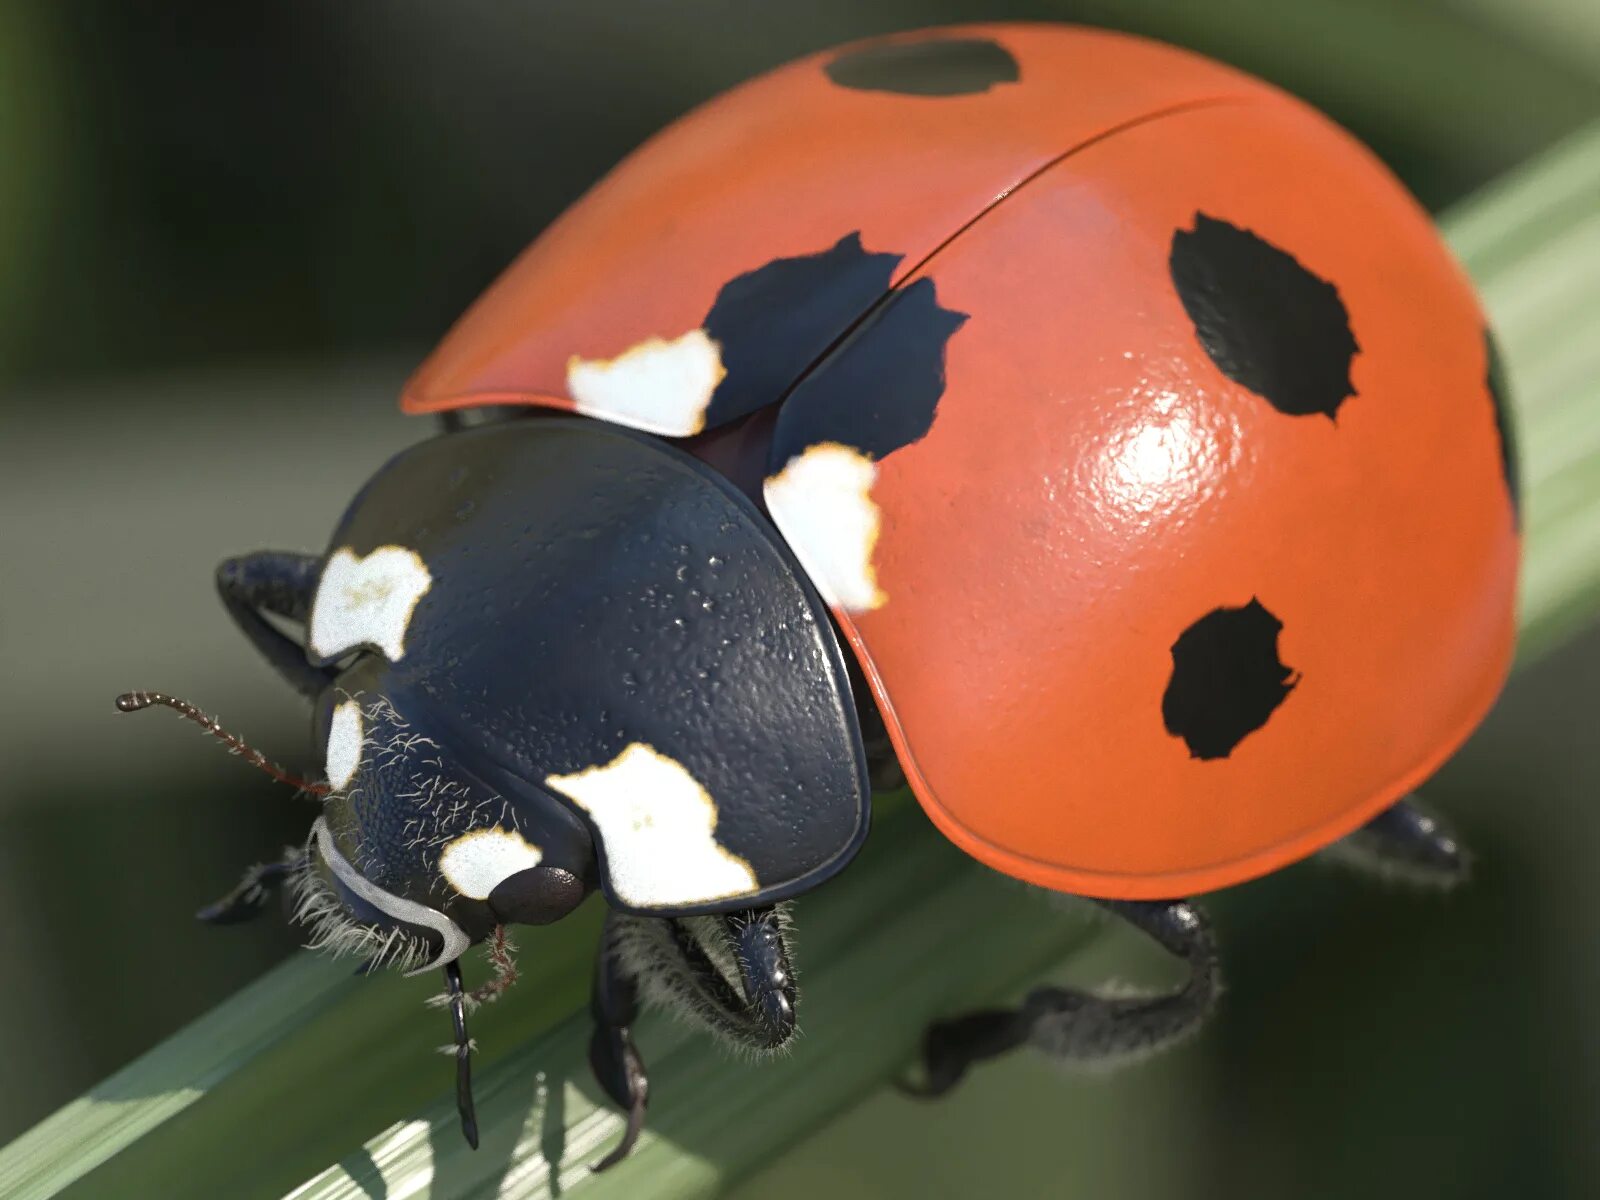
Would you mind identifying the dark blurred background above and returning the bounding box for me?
[4,1,1600,387]
[1,3,1596,1196]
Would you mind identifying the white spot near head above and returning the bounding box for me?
[567,329,726,437]
[438,828,544,900]
[763,442,887,613]
[325,699,363,792]
[544,742,759,909]
[310,545,433,662]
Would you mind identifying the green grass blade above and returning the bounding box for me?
[1445,120,1600,656]
[285,796,1087,1200]
[5,108,1599,1200]
[0,957,349,1200]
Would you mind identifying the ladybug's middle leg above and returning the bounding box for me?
[905,898,1218,1096]
[216,550,332,697]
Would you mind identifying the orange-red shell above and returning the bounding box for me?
[406,25,1519,899]
[404,25,1272,428]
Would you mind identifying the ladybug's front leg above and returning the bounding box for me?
[906,898,1219,1095]
[195,849,305,924]
[441,959,480,1150]
[589,915,650,1173]
[586,905,798,1170]
[1324,796,1470,886]
[216,550,332,697]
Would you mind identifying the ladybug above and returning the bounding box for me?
[121,23,1518,1169]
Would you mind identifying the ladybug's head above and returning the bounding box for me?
[297,673,599,973]
[115,675,598,977]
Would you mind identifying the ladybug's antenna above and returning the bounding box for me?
[116,690,330,796]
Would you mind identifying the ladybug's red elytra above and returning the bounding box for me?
[123,24,1517,1167]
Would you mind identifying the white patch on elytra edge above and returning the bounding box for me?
[763,442,887,613]
[567,329,726,437]
[545,742,759,908]
[325,699,363,791]
[310,545,432,662]
[438,828,544,900]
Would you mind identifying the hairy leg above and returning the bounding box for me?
[588,905,797,1169]
[907,897,1219,1096]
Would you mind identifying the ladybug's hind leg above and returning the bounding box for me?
[588,905,797,1170]
[905,898,1218,1097]
[1324,795,1469,887]
[216,551,332,697]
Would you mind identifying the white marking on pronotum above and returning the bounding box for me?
[763,441,887,612]
[438,827,544,900]
[325,699,363,791]
[544,742,759,908]
[311,817,470,975]
[310,545,433,662]
[567,328,727,437]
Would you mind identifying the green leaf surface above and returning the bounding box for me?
[1445,119,1600,657]
[5,96,1599,1200]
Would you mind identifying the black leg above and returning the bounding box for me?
[196,852,304,924]
[437,406,533,435]
[587,905,798,1170]
[1325,796,1470,886]
[589,920,649,1173]
[726,907,798,1046]
[658,908,797,1049]
[906,898,1219,1097]
[216,551,331,697]
[443,959,480,1150]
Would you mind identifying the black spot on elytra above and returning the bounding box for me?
[702,233,902,428]
[1484,328,1521,526]
[770,277,969,464]
[1162,598,1299,760]
[824,37,1019,96]
[1171,213,1360,420]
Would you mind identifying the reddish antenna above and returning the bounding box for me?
[117,690,330,796]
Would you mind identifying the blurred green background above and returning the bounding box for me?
[0,2,1596,1197]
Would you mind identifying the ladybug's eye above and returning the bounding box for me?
[434,827,594,925]
[486,865,590,926]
